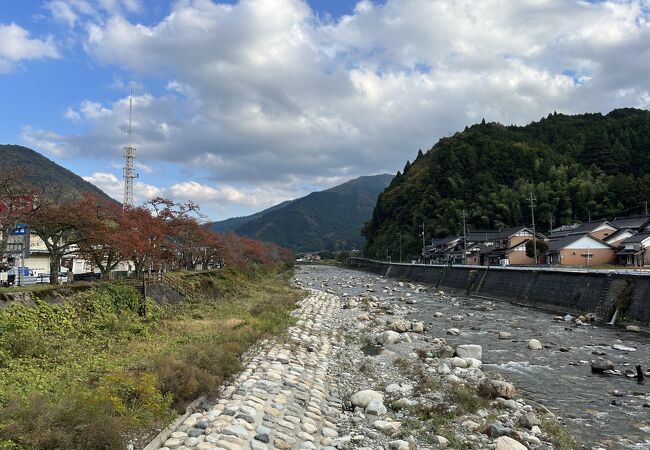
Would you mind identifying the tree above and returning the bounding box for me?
[0,168,40,263]
[526,239,549,259]
[75,195,126,279]
[30,196,89,284]
[579,132,619,174]
[120,206,168,277]
[145,197,204,271]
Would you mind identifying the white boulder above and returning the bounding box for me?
[456,344,482,360]
[350,390,384,408]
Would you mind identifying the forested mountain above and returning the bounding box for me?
[209,201,292,232]
[0,145,111,200]
[209,174,393,252]
[363,108,650,260]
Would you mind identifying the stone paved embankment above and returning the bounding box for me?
[155,289,346,450]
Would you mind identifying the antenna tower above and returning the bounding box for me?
[123,90,138,207]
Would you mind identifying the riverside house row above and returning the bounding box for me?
[423,215,650,267]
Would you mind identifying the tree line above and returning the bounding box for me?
[0,168,294,284]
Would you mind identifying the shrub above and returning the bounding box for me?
[97,370,172,427]
[0,392,125,450]
[152,339,246,411]
[152,352,221,410]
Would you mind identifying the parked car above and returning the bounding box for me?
[35,273,71,284]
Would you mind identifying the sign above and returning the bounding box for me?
[11,224,27,235]
[4,243,23,254]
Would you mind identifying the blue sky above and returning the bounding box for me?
[0,0,648,220]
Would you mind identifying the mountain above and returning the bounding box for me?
[363,108,650,260]
[209,200,292,232]
[209,174,394,252]
[0,144,111,200]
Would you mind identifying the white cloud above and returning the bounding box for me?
[23,0,650,218]
[46,1,80,27]
[81,172,300,218]
[82,171,163,204]
[45,0,141,27]
[0,23,59,72]
[169,181,298,208]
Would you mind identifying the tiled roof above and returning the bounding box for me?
[549,220,616,238]
[547,234,613,252]
[465,230,499,242]
[603,228,635,242]
[620,232,650,244]
[612,215,650,230]
[430,236,460,246]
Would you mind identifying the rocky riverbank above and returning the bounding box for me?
[149,265,646,450]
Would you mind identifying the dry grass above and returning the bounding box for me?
[0,266,302,449]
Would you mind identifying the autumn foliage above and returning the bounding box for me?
[3,186,293,283]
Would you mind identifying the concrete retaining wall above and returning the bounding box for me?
[349,258,650,323]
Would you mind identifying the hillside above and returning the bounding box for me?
[209,174,393,252]
[363,108,650,260]
[209,200,292,232]
[0,144,111,200]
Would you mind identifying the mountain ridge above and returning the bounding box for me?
[0,144,112,201]
[209,174,393,252]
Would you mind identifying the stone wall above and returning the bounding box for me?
[349,258,650,324]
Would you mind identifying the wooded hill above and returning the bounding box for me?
[209,174,393,252]
[0,145,111,200]
[363,108,650,260]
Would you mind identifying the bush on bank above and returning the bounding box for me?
[0,264,301,449]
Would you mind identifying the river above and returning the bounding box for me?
[297,264,650,449]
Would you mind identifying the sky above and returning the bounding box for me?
[0,0,649,221]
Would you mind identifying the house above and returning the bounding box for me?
[615,232,650,267]
[611,215,650,233]
[549,220,618,241]
[546,234,616,266]
[424,236,460,263]
[482,227,545,266]
[465,230,499,244]
[462,231,499,265]
[603,228,636,247]
[466,242,495,265]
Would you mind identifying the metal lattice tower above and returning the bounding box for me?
[123,91,138,207]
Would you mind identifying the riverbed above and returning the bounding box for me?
[298,264,650,449]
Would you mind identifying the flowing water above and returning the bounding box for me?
[297,265,650,449]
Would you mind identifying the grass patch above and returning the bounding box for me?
[0,265,301,449]
[541,416,581,450]
[393,356,488,449]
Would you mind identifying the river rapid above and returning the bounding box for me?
[299,265,650,449]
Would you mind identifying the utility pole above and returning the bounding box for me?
[397,232,402,263]
[420,222,425,264]
[529,193,538,265]
[645,201,648,216]
[461,209,468,265]
[548,213,554,234]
